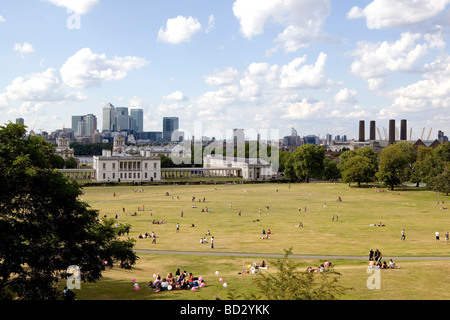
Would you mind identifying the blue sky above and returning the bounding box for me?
[1,0,450,140]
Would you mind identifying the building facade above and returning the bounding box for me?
[204,155,273,180]
[93,150,161,182]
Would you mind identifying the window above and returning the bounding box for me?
[113,173,115,179]
[145,162,148,169]
[154,162,157,169]
[113,163,116,169]
[103,173,106,179]
[154,172,157,179]
[145,172,148,179]
[103,163,106,169]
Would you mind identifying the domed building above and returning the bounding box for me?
[55,129,75,161]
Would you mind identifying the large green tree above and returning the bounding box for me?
[285,144,325,183]
[0,123,137,300]
[338,147,378,187]
[377,142,414,190]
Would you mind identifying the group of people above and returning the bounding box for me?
[306,260,332,273]
[138,232,157,244]
[148,269,203,292]
[368,248,400,269]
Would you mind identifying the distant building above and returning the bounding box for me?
[163,117,179,141]
[204,155,273,180]
[130,108,144,133]
[16,118,24,125]
[102,103,116,132]
[55,129,75,160]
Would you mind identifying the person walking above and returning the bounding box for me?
[445,231,449,244]
[211,236,214,249]
[435,231,440,242]
[401,229,405,241]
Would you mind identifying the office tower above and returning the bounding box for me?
[115,107,130,132]
[16,118,24,125]
[130,108,144,133]
[73,114,97,137]
[102,103,116,132]
[163,117,179,141]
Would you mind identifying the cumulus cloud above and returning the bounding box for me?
[3,68,86,114]
[350,31,443,90]
[157,16,202,44]
[347,0,450,29]
[382,55,450,116]
[60,48,148,89]
[205,67,240,86]
[163,91,188,101]
[280,52,334,89]
[334,88,358,105]
[0,14,5,23]
[13,42,35,56]
[45,0,100,14]
[280,98,327,120]
[233,0,330,53]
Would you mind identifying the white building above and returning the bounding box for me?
[55,130,75,160]
[93,149,161,182]
[204,155,273,180]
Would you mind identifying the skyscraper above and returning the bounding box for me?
[115,107,130,132]
[102,103,116,132]
[163,117,179,141]
[73,114,97,137]
[130,108,144,133]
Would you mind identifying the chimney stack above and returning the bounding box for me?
[359,120,365,142]
[389,120,396,145]
[370,121,376,141]
[400,119,407,141]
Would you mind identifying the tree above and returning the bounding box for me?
[377,142,413,190]
[339,147,378,187]
[289,144,325,183]
[0,123,138,300]
[433,164,450,196]
[64,156,78,169]
[242,248,347,300]
[322,157,341,181]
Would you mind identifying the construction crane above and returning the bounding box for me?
[427,128,433,141]
[410,128,413,141]
[377,127,383,141]
[421,127,426,140]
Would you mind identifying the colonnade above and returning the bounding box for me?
[161,168,241,179]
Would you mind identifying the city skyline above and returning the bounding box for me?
[1,1,450,140]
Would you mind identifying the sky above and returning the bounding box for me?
[1,0,450,141]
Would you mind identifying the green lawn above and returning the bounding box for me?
[74,182,450,300]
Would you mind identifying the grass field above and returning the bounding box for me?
[73,181,450,300]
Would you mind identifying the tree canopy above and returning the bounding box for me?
[0,123,137,300]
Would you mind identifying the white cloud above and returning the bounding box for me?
[163,91,188,101]
[0,14,5,23]
[347,0,450,29]
[233,0,330,53]
[3,68,86,115]
[157,16,202,44]
[280,52,333,89]
[13,42,35,55]
[205,67,240,86]
[60,48,149,89]
[280,98,326,120]
[334,88,358,105]
[350,32,440,90]
[382,55,450,116]
[45,0,100,14]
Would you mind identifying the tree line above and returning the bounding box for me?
[280,142,450,194]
